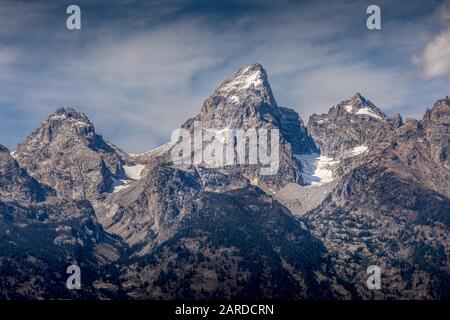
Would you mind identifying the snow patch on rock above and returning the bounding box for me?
[295,153,338,185]
[221,66,264,92]
[355,107,382,119]
[112,164,145,193]
[112,177,130,193]
[349,145,368,157]
[344,101,382,120]
[124,164,145,180]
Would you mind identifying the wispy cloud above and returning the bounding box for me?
[414,1,450,78]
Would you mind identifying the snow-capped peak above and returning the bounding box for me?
[220,64,266,92]
[213,63,277,107]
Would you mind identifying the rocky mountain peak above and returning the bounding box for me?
[176,64,317,191]
[349,92,365,105]
[50,107,91,122]
[1,64,450,300]
[14,108,126,202]
[389,113,404,128]
[215,63,273,102]
[44,107,96,140]
[0,144,51,202]
[337,93,386,120]
[17,107,118,153]
[423,96,450,123]
[14,107,100,156]
[422,96,450,170]
[198,63,278,128]
[307,94,392,159]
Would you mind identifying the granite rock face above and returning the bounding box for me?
[197,63,279,129]
[98,160,204,255]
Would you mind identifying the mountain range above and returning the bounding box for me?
[0,63,449,299]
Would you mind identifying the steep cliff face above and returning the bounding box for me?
[98,160,204,254]
[0,144,51,203]
[423,96,450,171]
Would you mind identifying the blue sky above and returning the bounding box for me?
[0,0,449,153]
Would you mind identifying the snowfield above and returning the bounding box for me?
[295,153,338,185]
[113,163,146,193]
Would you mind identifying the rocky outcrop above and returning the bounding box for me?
[276,181,337,217]
[98,160,204,255]
[0,144,51,203]
[423,96,450,171]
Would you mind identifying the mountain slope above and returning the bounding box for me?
[304,97,450,299]
[121,187,349,299]
[0,145,51,203]
[0,144,123,299]
[93,64,350,298]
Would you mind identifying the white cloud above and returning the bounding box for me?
[414,28,450,78]
[414,1,450,78]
